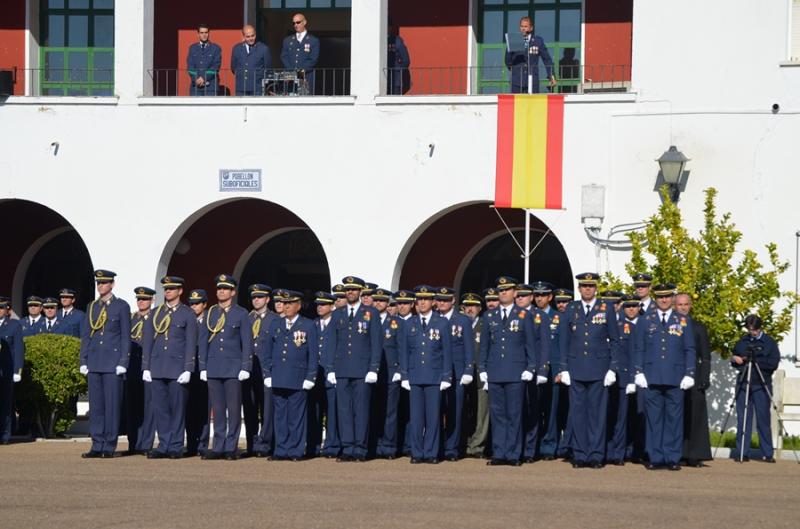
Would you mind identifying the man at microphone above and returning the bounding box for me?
[504,16,556,94]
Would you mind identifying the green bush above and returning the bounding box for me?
[709,430,760,449]
[16,334,86,438]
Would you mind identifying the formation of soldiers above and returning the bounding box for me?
[0,270,705,469]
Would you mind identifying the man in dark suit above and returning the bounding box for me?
[231,25,271,96]
[20,296,45,337]
[57,288,84,337]
[41,298,61,333]
[187,23,222,96]
[504,16,555,93]
[314,291,339,458]
[280,12,320,94]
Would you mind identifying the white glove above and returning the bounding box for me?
[115,365,127,376]
[264,377,272,388]
[460,374,474,386]
[12,374,21,383]
[679,376,695,390]
[634,373,648,389]
[521,370,534,382]
[391,372,402,383]
[79,365,89,376]
[365,371,378,384]
[559,371,571,386]
[603,370,617,387]
[238,370,250,381]
[482,382,489,392]
[625,383,636,395]
[177,371,191,385]
[142,370,152,383]
[200,370,207,382]
[401,380,411,391]
[440,381,452,391]
[327,372,337,385]
[536,375,548,385]
[479,372,488,384]
[302,379,315,391]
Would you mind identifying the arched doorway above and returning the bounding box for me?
[396,202,572,295]
[0,199,94,316]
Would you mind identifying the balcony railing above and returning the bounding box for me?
[148,68,351,97]
[382,65,631,96]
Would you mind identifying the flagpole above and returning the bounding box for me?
[524,208,530,283]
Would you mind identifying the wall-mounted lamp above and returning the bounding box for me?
[656,145,689,202]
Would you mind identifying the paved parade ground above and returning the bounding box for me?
[0,441,798,529]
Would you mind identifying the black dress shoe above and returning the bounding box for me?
[522,457,535,464]
[147,451,167,459]
[81,450,103,459]
[541,454,555,461]
[610,459,625,466]
[336,454,353,462]
[410,457,423,464]
[487,459,505,466]
[571,461,586,469]
[202,451,222,460]
[290,457,303,462]
[102,451,121,458]
[224,452,239,461]
[126,449,148,456]
[353,455,367,462]
[667,463,681,471]
[252,451,268,458]
[445,455,459,462]
[645,462,660,470]
[508,460,522,467]
[427,458,440,464]
[168,452,183,460]
[589,461,604,469]
[762,456,776,463]
[0,440,10,445]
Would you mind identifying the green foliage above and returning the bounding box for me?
[709,430,759,449]
[623,186,799,358]
[16,334,86,438]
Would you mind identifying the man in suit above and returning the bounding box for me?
[606,295,640,465]
[520,282,551,463]
[542,288,573,460]
[0,297,24,444]
[280,12,320,94]
[185,289,209,457]
[248,284,280,458]
[633,284,696,470]
[142,276,197,459]
[41,298,61,333]
[505,16,555,93]
[314,291,339,458]
[57,288,84,337]
[394,289,416,457]
[79,270,132,458]
[463,292,488,458]
[126,286,156,455]
[633,273,655,315]
[558,272,620,469]
[371,288,403,459]
[231,24,271,96]
[20,296,45,337]
[187,23,222,96]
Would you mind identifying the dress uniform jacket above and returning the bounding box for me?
[633,312,696,386]
[58,308,84,337]
[42,318,61,334]
[187,41,222,95]
[504,34,554,93]
[20,316,45,337]
[448,311,475,379]
[478,305,539,382]
[324,305,382,378]
[616,318,636,385]
[198,304,253,378]
[0,318,24,379]
[263,316,318,390]
[142,303,197,379]
[80,296,132,373]
[280,33,320,71]
[230,41,272,95]
[398,313,453,386]
[387,34,411,94]
[559,300,620,381]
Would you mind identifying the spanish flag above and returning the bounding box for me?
[494,94,565,209]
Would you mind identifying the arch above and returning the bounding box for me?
[231,227,299,283]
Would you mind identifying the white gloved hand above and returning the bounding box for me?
[440,381,452,391]
[559,371,571,386]
[479,372,488,384]
[482,382,489,392]
[238,370,250,381]
[634,373,648,389]
[200,370,207,382]
[391,372,402,383]
[79,365,89,376]
[679,376,695,391]
[264,377,272,388]
[401,380,411,391]
[603,370,617,387]
[12,374,21,383]
[365,371,378,384]
[115,365,127,376]
[302,379,315,391]
[625,383,636,395]
[177,371,191,385]
[521,370,534,382]
[536,375,548,385]
[460,374,474,386]
[142,370,152,383]
[327,372,337,385]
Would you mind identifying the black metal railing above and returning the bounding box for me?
[7,67,115,96]
[148,68,351,97]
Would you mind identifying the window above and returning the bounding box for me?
[263,1,351,7]
[477,0,581,94]
[40,0,114,96]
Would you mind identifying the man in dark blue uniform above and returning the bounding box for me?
[360,283,377,307]
[398,285,452,463]
[79,270,131,458]
[248,283,280,457]
[558,272,620,469]
[323,276,382,462]
[731,314,781,463]
[126,286,156,455]
[632,273,655,315]
[606,294,640,465]
[314,291,339,458]
[436,287,475,461]
[479,276,541,466]
[0,297,24,444]
[520,282,551,463]
[331,283,347,309]
[231,24,271,96]
[371,287,403,458]
[462,292,487,458]
[185,289,209,457]
[504,16,555,94]
[20,296,45,337]
[42,297,61,333]
[393,289,416,456]
[633,284,696,470]
[58,288,84,337]
[187,23,222,96]
[540,287,572,459]
[262,290,317,460]
[387,20,411,95]
[280,12,320,95]
[198,275,253,460]
[141,276,196,459]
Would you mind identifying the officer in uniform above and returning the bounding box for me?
[479,276,541,466]
[633,273,655,314]
[393,289,416,456]
[514,284,534,310]
[504,16,555,94]
[262,290,317,460]
[558,272,620,469]
[280,12,320,95]
[20,296,45,337]
[185,289,210,456]
[57,288,84,337]
[462,292,488,458]
[331,284,347,310]
[324,276,382,462]
[371,288,403,458]
[398,285,452,463]
[141,276,196,458]
[187,23,222,96]
[519,282,551,463]
[387,19,411,95]
[0,297,24,444]
[360,283,377,307]
[633,284,696,470]
[314,291,339,458]
[198,274,253,460]
[599,291,624,313]
[127,286,156,455]
[540,287,572,459]
[606,294,640,465]
[231,24,271,96]
[42,298,61,333]
[79,270,131,458]
[246,283,280,457]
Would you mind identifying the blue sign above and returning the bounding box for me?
[219,169,262,192]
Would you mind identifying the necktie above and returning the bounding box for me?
[47,321,52,331]
[421,317,428,332]
[585,304,591,316]
[501,309,508,326]
[349,308,355,322]
[661,313,667,328]
[287,320,293,330]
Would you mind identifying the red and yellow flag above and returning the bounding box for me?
[494,94,564,209]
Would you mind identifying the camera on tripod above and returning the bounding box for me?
[741,342,764,362]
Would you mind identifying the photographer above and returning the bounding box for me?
[731,314,780,462]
